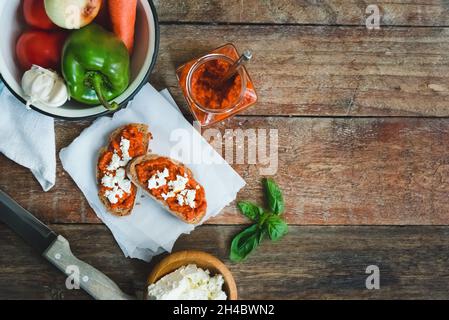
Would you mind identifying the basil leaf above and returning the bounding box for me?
[264,178,285,215]
[238,201,263,221]
[258,228,267,244]
[230,224,261,262]
[266,215,288,242]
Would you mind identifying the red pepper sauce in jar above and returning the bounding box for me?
[177,43,258,127]
[190,59,242,111]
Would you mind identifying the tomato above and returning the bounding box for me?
[16,31,66,71]
[23,0,56,30]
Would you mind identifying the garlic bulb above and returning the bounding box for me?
[21,65,68,108]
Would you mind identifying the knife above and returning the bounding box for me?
[0,189,135,300]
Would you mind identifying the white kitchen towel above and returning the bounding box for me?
[0,83,56,191]
[60,84,246,262]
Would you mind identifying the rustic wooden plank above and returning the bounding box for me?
[1,224,449,300]
[1,117,449,225]
[152,25,449,117]
[154,0,449,27]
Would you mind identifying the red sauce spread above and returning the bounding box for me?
[190,58,242,110]
[110,126,146,158]
[98,182,137,210]
[135,157,207,222]
[98,125,147,210]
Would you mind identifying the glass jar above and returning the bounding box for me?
[176,43,258,127]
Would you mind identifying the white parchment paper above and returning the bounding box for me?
[59,84,246,261]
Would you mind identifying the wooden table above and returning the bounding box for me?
[2,0,449,299]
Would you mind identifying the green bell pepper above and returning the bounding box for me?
[62,24,130,111]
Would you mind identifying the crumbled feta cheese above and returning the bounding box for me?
[173,189,197,209]
[162,191,176,201]
[119,180,132,194]
[102,135,137,204]
[106,139,133,172]
[185,190,197,209]
[177,194,185,206]
[161,168,170,178]
[120,138,132,164]
[148,178,157,190]
[147,264,227,300]
[148,177,158,190]
[168,175,189,193]
[116,169,132,194]
[101,174,116,188]
[102,168,132,203]
[148,168,170,190]
[156,170,200,209]
[104,186,124,204]
[107,152,122,171]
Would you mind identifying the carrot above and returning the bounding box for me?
[108,0,137,54]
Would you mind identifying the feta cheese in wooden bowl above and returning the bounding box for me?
[146,251,238,300]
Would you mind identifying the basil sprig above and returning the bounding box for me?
[230,178,288,262]
[264,178,285,215]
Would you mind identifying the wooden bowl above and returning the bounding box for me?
[146,250,238,300]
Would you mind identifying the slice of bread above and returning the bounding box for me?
[97,124,151,216]
[127,154,207,224]
[107,123,151,149]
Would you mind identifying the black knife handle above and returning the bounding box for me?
[44,236,135,300]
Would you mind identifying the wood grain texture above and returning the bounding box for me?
[154,0,449,27]
[2,224,449,300]
[1,0,448,302]
[1,117,449,225]
[152,25,449,117]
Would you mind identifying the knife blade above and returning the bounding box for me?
[0,189,57,254]
[0,189,135,300]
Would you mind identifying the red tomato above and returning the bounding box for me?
[23,0,56,30]
[16,31,66,71]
